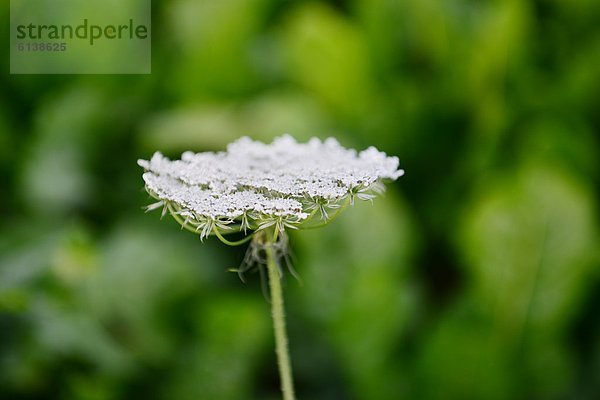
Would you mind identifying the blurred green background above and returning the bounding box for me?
[2,0,600,399]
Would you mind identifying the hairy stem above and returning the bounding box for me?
[266,235,296,400]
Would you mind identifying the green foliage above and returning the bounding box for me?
[293,195,416,399]
[2,0,600,399]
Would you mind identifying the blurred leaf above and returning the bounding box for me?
[414,305,515,400]
[166,0,272,99]
[139,91,332,153]
[31,298,131,375]
[0,109,11,171]
[82,218,216,364]
[140,104,242,152]
[281,3,375,119]
[51,226,98,287]
[353,0,403,79]
[517,117,599,181]
[0,222,65,292]
[458,164,598,395]
[162,296,269,400]
[463,1,529,96]
[561,34,600,112]
[63,373,120,400]
[19,85,107,214]
[293,192,417,399]
[462,165,597,337]
[0,288,29,313]
[238,91,333,140]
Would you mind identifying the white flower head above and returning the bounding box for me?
[138,135,403,239]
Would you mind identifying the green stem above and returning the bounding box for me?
[167,204,201,235]
[212,226,254,246]
[266,234,296,400]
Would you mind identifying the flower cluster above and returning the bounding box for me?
[138,135,404,240]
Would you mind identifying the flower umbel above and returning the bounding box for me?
[138,135,404,400]
[138,135,404,239]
